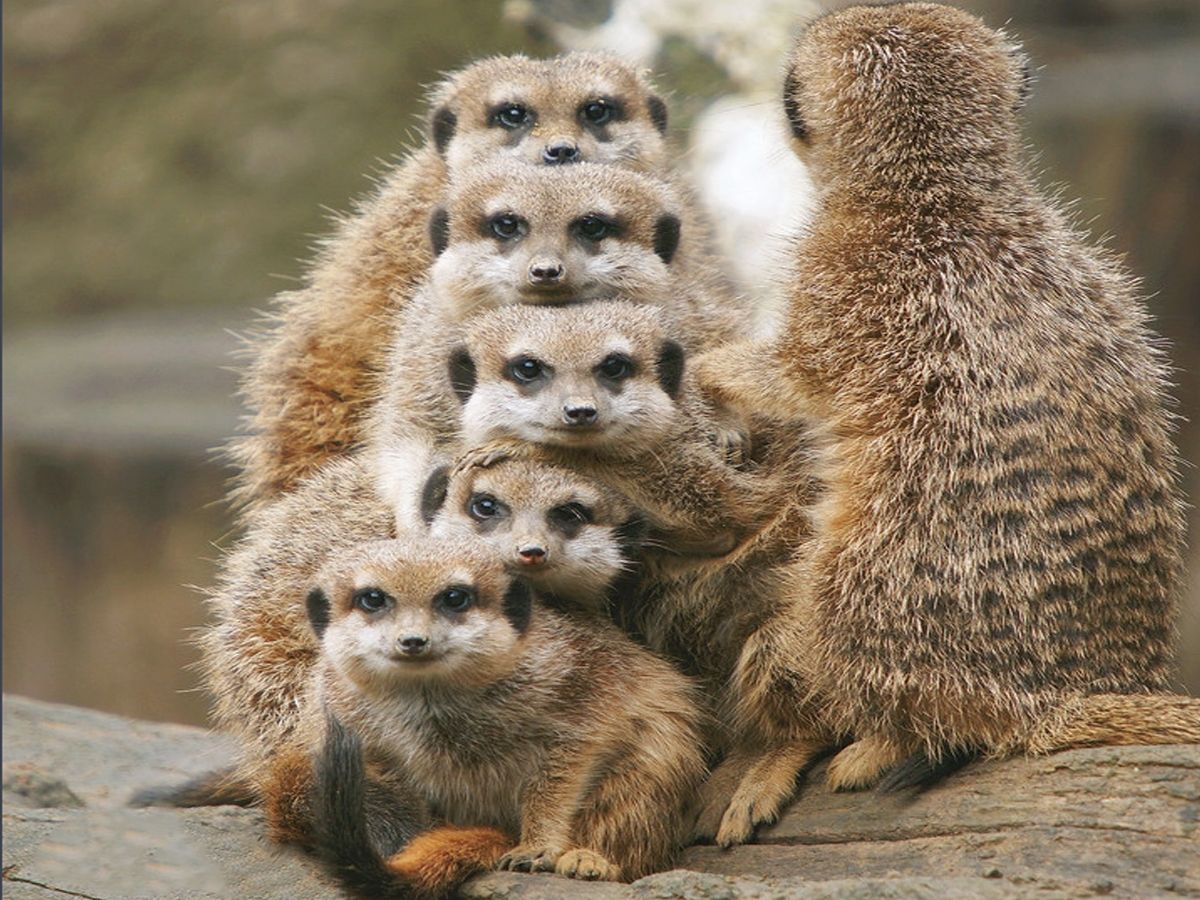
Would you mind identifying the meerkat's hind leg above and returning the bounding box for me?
[712,739,826,848]
[876,745,979,793]
[496,844,564,873]
[826,732,918,792]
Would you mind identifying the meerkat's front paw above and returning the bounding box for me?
[451,441,525,477]
[555,848,622,881]
[826,734,909,792]
[691,754,752,843]
[702,741,823,848]
[497,843,563,873]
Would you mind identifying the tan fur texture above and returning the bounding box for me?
[695,1,1192,812]
[385,826,514,898]
[308,536,709,882]
[229,52,727,514]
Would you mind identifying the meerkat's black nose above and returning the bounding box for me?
[528,261,565,283]
[517,544,547,566]
[562,404,598,426]
[543,142,580,164]
[398,635,429,655]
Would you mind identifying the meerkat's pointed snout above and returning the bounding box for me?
[542,140,581,164]
[516,543,548,567]
[397,634,430,657]
[528,257,566,286]
[562,401,599,427]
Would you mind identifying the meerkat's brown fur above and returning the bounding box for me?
[694,1,1195,821]
[229,52,741,513]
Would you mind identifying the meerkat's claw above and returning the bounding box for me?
[497,843,563,873]
[555,849,622,882]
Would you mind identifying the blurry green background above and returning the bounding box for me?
[4,0,1199,726]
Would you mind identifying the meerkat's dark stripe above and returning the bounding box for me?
[306,589,331,638]
[501,579,533,634]
[129,766,257,809]
[420,466,451,525]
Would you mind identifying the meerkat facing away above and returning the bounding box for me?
[231,52,739,513]
[690,1,1197,840]
[298,536,708,886]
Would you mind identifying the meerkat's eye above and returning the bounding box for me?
[492,103,533,129]
[488,213,528,241]
[508,356,547,384]
[353,588,392,614]
[435,585,475,614]
[468,493,508,521]
[548,502,593,531]
[580,98,617,126]
[596,353,635,381]
[572,214,618,242]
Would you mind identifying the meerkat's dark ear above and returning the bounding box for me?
[653,214,681,265]
[647,95,668,134]
[615,513,647,558]
[447,347,477,403]
[429,207,450,256]
[419,465,450,525]
[501,578,533,634]
[431,106,457,154]
[656,339,685,399]
[782,68,808,142]
[306,588,331,638]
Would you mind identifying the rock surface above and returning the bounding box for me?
[3,694,1198,899]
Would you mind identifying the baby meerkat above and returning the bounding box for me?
[691,0,1198,836]
[300,536,708,885]
[231,52,739,512]
[421,457,645,613]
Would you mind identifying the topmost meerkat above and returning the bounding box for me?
[232,52,715,512]
[693,0,1196,840]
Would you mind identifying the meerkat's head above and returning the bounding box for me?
[448,301,685,452]
[426,163,682,315]
[420,458,644,605]
[782,3,1031,185]
[307,537,535,694]
[427,52,669,175]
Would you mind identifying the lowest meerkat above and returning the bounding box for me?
[689,1,1199,844]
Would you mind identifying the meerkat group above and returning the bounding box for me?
[139,3,1200,895]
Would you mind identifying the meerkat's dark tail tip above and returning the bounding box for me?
[128,766,257,808]
[312,715,512,900]
[876,746,978,794]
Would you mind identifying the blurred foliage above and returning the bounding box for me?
[2,0,551,325]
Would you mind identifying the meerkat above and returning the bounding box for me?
[294,535,708,886]
[421,456,645,613]
[688,1,1198,839]
[230,52,740,512]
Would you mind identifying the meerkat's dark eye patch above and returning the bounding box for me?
[501,578,533,633]
[434,585,476,616]
[353,588,393,615]
[432,106,457,154]
[782,69,809,142]
[468,493,510,522]
[419,466,450,525]
[486,213,529,242]
[656,340,685,399]
[428,207,450,256]
[507,355,549,386]
[547,501,593,537]
[306,588,331,637]
[490,102,534,130]
[615,513,647,557]
[647,95,668,134]
[653,214,681,264]
[579,97,622,127]
[596,353,635,383]
[572,214,621,243]
[448,347,477,403]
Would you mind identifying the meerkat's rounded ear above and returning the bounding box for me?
[783,68,809,143]
[429,207,450,256]
[448,346,477,403]
[656,339,685,400]
[306,588,331,638]
[501,578,533,634]
[653,214,681,265]
[431,106,457,155]
[647,95,668,134]
[419,465,450,525]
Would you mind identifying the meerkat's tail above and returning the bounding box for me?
[876,746,979,793]
[1027,693,1200,753]
[129,766,257,808]
[312,716,512,899]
